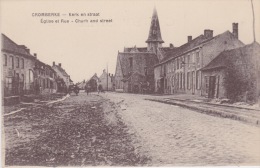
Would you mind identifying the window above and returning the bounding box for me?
[187,55,191,68]
[196,52,200,66]
[16,57,19,68]
[176,73,179,89]
[10,56,14,69]
[183,73,185,89]
[171,75,175,87]
[180,73,183,89]
[144,67,147,76]
[4,55,7,66]
[196,71,200,89]
[187,72,190,89]
[177,58,179,69]
[129,57,133,69]
[205,76,209,93]
[21,58,24,68]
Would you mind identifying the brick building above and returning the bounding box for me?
[114,8,170,93]
[154,23,244,96]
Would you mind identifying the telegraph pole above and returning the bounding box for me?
[250,0,259,106]
[107,63,108,91]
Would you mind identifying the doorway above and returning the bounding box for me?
[208,76,216,98]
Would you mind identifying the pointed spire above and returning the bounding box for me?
[146,7,164,43]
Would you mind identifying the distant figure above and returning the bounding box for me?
[85,84,91,95]
[98,84,103,94]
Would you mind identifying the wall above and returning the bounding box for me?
[2,51,36,96]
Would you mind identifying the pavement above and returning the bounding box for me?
[144,93,260,126]
[3,92,260,166]
[104,92,260,166]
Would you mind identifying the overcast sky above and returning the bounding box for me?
[1,0,260,83]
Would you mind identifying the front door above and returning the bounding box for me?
[160,78,164,94]
[208,76,216,98]
[191,71,195,94]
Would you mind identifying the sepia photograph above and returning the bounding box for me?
[1,0,260,167]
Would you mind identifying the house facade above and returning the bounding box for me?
[52,62,72,92]
[98,69,115,91]
[1,34,37,97]
[34,59,57,94]
[154,23,244,96]
[201,42,260,102]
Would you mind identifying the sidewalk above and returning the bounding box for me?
[146,94,260,126]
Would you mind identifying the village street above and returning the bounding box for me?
[4,92,260,166]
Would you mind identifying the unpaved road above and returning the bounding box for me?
[4,93,149,166]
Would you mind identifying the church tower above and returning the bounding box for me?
[146,7,164,53]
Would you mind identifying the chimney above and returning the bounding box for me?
[109,73,111,76]
[204,29,213,39]
[232,23,238,39]
[188,36,192,42]
[25,48,30,54]
[58,63,61,67]
[33,53,37,58]
[53,61,55,66]
[169,43,174,49]
[103,69,106,73]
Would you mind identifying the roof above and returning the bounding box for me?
[146,7,164,43]
[53,65,70,77]
[156,31,243,67]
[1,34,36,59]
[159,34,209,64]
[202,42,260,71]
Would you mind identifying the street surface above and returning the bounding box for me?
[3,92,260,166]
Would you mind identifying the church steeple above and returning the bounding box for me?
[146,7,164,53]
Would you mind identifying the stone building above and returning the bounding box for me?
[201,42,260,102]
[98,69,114,91]
[1,34,37,97]
[114,8,170,93]
[154,23,244,96]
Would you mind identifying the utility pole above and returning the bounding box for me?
[250,0,259,107]
[107,63,108,91]
[251,0,256,42]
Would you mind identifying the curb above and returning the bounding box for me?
[146,99,260,126]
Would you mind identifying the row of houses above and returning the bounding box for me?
[77,69,115,92]
[1,34,73,103]
[114,8,260,103]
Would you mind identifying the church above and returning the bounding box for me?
[114,8,170,93]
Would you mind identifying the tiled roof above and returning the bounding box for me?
[1,34,35,59]
[157,31,243,66]
[201,42,260,71]
[53,65,69,77]
[159,34,208,63]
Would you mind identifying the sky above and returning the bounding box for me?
[1,0,260,83]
